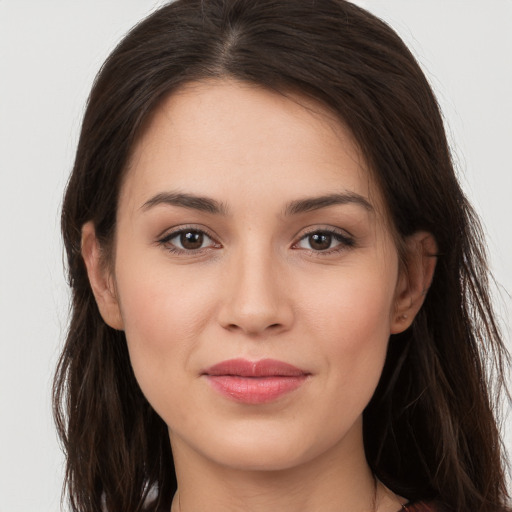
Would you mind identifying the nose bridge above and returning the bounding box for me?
[218,238,292,335]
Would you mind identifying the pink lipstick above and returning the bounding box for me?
[202,358,309,404]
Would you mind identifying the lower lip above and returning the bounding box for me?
[206,375,308,404]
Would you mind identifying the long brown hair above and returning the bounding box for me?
[54,1,510,511]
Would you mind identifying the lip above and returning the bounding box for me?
[202,358,309,404]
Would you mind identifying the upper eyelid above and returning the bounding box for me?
[161,230,214,245]
[157,227,221,255]
[292,227,356,252]
[157,224,218,242]
[293,225,355,241]
[155,224,354,248]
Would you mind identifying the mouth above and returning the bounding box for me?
[202,358,310,404]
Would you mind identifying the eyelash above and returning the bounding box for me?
[157,226,220,255]
[157,226,355,256]
[292,228,355,255]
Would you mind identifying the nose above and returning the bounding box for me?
[217,247,294,336]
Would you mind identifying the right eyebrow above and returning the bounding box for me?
[140,192,228,215]
[284,192,374,216]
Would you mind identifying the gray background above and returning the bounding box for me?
[0,1,510,510]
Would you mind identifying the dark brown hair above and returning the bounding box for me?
[54,1,510,511]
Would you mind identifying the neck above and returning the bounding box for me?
[169,426,401,512]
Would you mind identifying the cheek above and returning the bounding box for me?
[301,263,396,343]
[119,275,206,347]
[113,254,217,399]
[299,265,396,397]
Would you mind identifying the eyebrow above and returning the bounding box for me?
[284,192,374,216]
[141,192,228,215]
[140,191,373,216]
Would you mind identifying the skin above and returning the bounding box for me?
[82,80,436,512]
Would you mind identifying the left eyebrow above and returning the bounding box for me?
[284,192,374,216]
[140,192,228,215]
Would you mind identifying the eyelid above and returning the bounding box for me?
[155,224,355,256]
[293,225,355,242]
[157,224,221,253]
[292,226,356,253]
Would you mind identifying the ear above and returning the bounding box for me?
[390,231,437,334]
[81,221,124,330]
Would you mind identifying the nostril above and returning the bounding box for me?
[223,321,284,335]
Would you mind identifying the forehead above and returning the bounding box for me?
[122,79,385,217]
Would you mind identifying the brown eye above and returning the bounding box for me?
[180,231,204,250]
[308,233,332,251]
[295,229,354,253]
[160,228,217,253]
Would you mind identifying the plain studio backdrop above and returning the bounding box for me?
[0,1,510,510]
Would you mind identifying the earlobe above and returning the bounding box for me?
[81,221,124,330]
[390,231,437,334]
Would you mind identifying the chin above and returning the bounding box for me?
[210,442,312,472]
[174,414,361,474]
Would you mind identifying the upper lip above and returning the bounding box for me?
[203,358,308,377]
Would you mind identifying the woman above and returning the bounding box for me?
[53,1,511,511]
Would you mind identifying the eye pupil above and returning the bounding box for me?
[180,231,204,250]
[309,233,331,250]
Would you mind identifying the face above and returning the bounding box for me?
[88,80,414,473]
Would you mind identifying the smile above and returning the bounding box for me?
[203,358,310,404]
